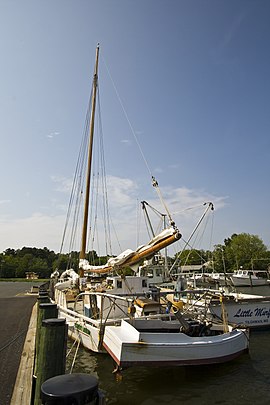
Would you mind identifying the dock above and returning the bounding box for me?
[0,281,105,405]
[0,283,38,405]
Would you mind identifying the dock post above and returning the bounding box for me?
[33,318,67,405]
[41,373,105,404]
[34,303,58,374]
[37,293,50,304]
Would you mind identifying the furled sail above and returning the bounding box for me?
[79,226,181,275]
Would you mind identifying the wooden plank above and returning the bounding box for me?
[10,302,37,405]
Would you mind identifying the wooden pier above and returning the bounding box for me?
[0,283,38,405]
[10,303,37,404]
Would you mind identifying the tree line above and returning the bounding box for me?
[0,247,108,279]
[0,233,269,279]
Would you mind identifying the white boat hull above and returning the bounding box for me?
[103,319,249,369]
[58,306,105,353]
[210,295,270,329]
[230,276,269,287]
[55,288,249,368]
[230,269,270,287]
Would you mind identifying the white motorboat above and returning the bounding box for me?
[103,318,249,369]
[230,269,270,287]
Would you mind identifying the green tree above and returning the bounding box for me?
[174,249,209,266]
[213,233,268,273]
[15,253,33,278]
[0,255,17,278]
[29,257,50,278]
[52,254,70,272]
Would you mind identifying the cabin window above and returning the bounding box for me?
[117,280,122,288]
[142,279,147,288]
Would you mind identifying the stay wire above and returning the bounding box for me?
[59,90,92,257]
[102,54,176,227]
[169,202,214,273]
[101,54,152,178]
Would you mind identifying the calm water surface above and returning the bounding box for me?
[68,285,270,404]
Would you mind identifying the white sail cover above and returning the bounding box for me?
[59,268,80,281]
[135,228,175,253]
[80,227,178,273]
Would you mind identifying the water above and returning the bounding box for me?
[68,285,270,404]
[67,332,270,404]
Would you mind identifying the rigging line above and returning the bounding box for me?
[171,203,211,215]
[68,148,87,256]
[66,338,77,358]
[108,213,123,253]
[142,200,169,232]
[69,338,81,374]
[136,198,142,249]
[179,237,207,263]
[154,217,165,237]
[101,54,152,177]
[185,202,214,250]
[152,176,176,226]
[142,200,167,219]
[102,54,178,228]
[169,202,214,273]
[209,208,215,251]
[87,86,112,258]
[205,210,215,267]
[143,210,153,241]
[196,214,211,248]
[97,88,112,255]
[59,91,92,255]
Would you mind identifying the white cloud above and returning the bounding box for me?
[47,131,60,139]
[106,175,138,208]
[0,213,65,252]
[51,175,73,193]
[153,167,163,174]
[168,163,180,170]
[138,185,227,250]
[0,175,227,254]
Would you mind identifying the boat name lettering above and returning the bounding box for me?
[234,307,270,318]
[254,307,270,318]
[234,309,253,318]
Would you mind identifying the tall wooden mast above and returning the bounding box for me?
[79,45,100,267]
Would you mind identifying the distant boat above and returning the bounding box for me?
[230,269,270,287]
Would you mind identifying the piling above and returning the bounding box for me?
[37,294,50,304]
[41,373,104,405]
[34,318,67,405]
[34,303,58,375]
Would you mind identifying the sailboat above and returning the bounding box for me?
[52,45,249,368]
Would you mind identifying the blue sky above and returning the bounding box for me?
[1,0,270,255]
